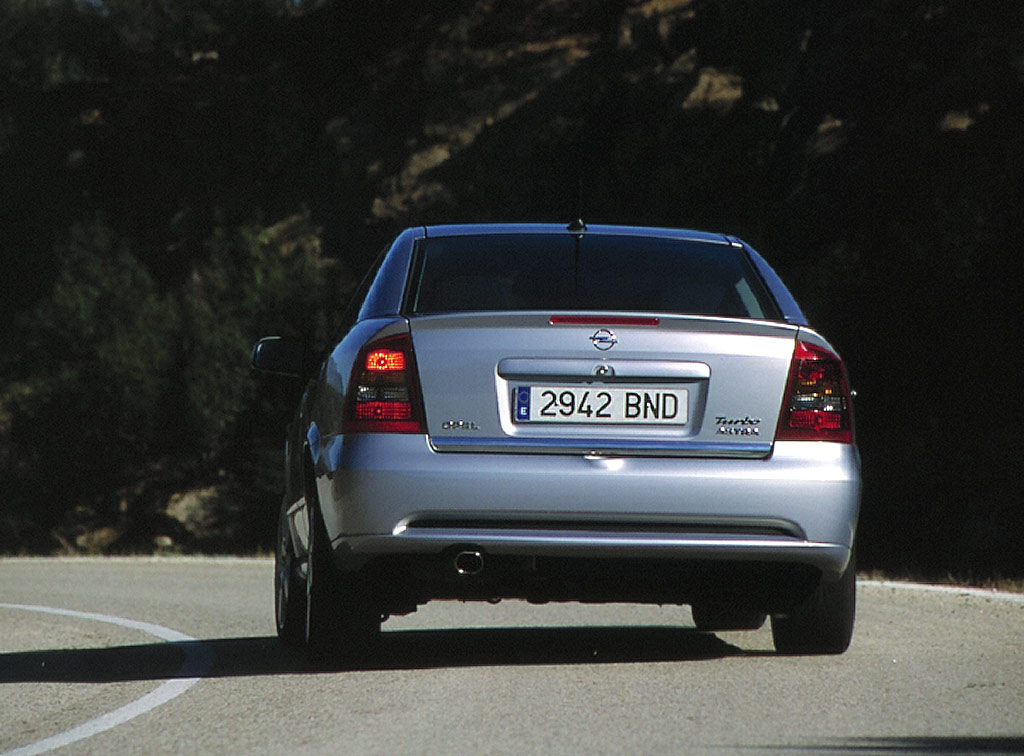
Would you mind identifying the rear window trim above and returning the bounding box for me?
[402,233,784,322]
[402,239,429,315]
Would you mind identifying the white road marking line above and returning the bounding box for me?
[0,603,214,756]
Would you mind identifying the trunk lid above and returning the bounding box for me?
[409,313,798,458]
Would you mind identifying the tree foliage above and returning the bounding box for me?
[0,212,328,550]
[3,220,175,487]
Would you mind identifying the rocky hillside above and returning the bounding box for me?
[2,0,1022,577]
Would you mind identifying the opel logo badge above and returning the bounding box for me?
[590,329,617,351]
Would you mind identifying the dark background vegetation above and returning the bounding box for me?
[1,0,1021,580]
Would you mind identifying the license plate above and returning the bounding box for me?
[513,385,688,425]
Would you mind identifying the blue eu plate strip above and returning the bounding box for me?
[515,386,531,422]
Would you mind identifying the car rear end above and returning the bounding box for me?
[314,224,860,644]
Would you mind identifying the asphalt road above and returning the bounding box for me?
[1,558,1022,756]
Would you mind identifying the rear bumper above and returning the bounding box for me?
[341,529,851,576]
[314,434,860,581]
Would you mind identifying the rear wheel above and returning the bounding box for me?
[771,556,856,655]
[304,485,381,663]
[691,604,766,632]
[274,502,306,647]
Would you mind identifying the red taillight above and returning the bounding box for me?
[355,401,412,421]
[364,349,406,372]
[345,333,426,433]
[776,340,854,443]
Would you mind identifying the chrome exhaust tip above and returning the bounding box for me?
[454,550,484,576]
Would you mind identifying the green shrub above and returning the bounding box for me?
[1,219,176,535]
[0,211,329,548]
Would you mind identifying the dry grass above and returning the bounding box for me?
[859,569,1024,595]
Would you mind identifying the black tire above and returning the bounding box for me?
[274,502,306,647]
[771,556,856,655]
[304,485,381,663]
[691,604,767,632]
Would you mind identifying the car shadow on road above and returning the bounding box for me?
[762,737,1024,754]
[376,624,740,670]
[0,625,740,683]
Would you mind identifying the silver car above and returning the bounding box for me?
[252,223,860,658]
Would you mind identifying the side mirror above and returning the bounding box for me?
[251,337,304,378]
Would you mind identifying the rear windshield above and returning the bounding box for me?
[407,234,781,320]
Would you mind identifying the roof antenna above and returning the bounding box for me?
[567,176,586,235]
[569,176,586,303]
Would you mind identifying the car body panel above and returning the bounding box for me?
[408,313,798,454]
[312,434,857,569]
